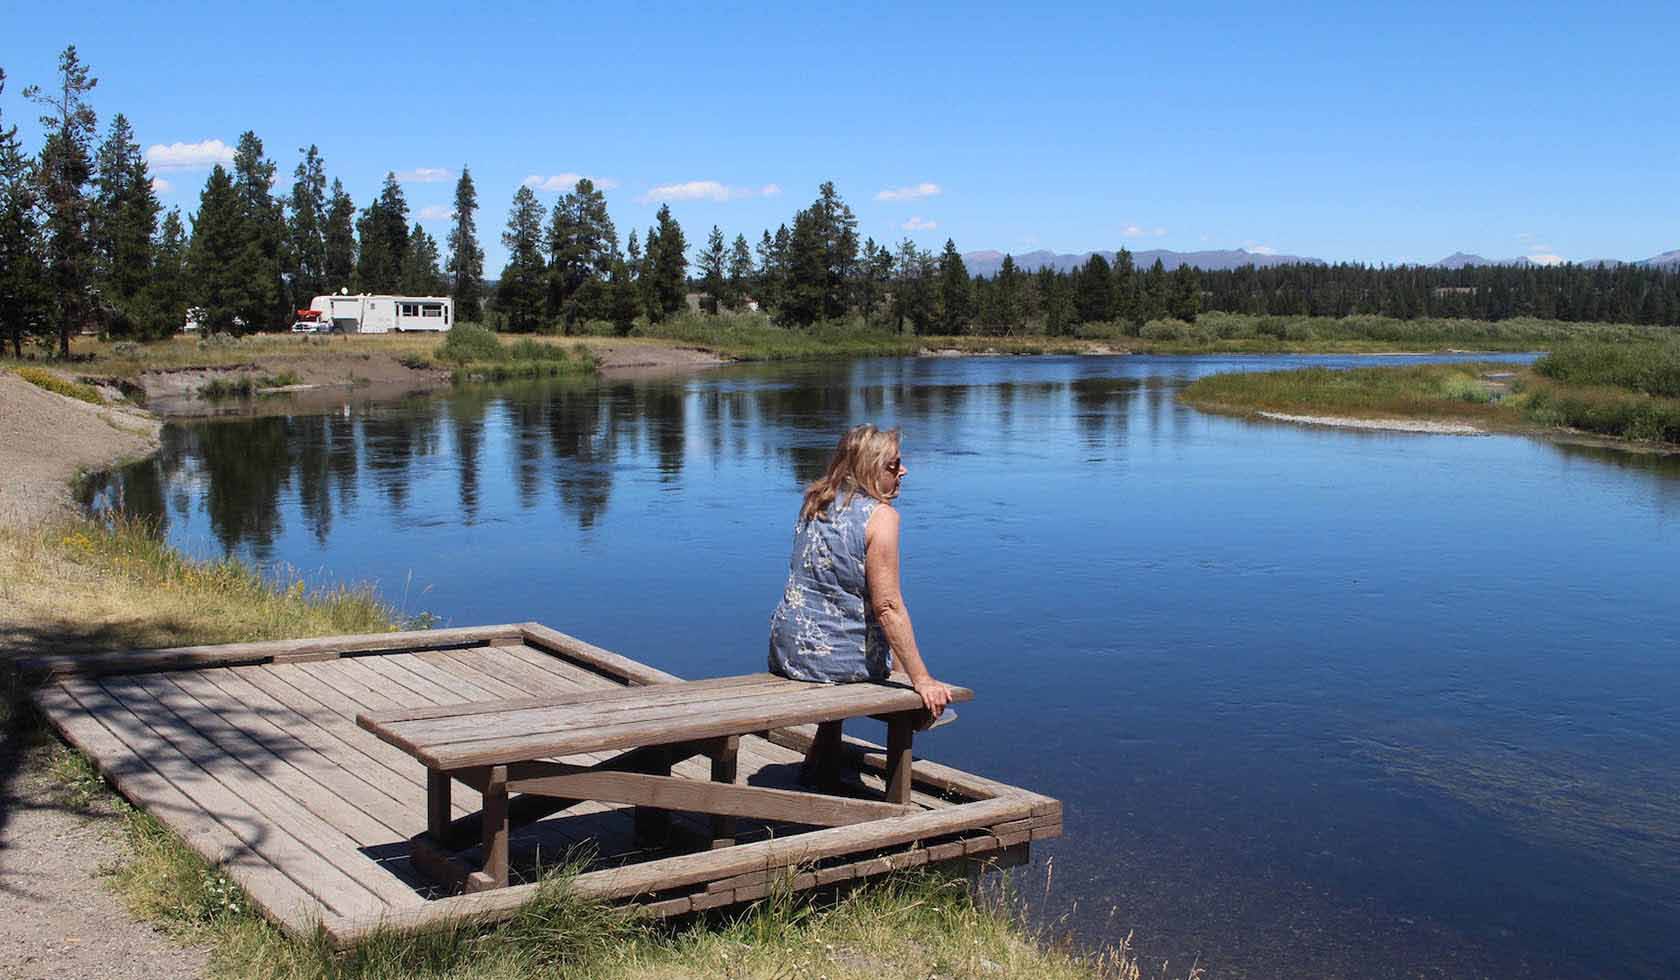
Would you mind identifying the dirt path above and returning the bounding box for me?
[0,762,209,980]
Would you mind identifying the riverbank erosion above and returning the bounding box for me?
[0,378,1133,979]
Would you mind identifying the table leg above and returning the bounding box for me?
[710,736,740,849]
[427,768,451,840]
[885,712,915,804]
[467,764,510,891]
[633,746,671,846]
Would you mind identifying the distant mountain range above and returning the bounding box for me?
[1432,250,1680,270]
[957,246,1680,277]
[961,248,1322,277]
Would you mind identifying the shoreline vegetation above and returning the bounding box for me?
[1181,339,1680,447]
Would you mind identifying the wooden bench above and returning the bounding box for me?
[357,671,974,892]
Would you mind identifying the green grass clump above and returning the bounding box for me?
[1518,376,1680,443]
[14,366,104,405]
[1182,362,1510,422]
[1535,339,1680,398]
[436,323,596,382]
[198,376,255,400]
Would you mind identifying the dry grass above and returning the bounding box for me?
[1181,363,1515,426]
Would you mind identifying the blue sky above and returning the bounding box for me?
[5,1,1678,273]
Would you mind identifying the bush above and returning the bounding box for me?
[197,376,254,400]
[14,367,103,405]
[109,341,143,358]
[435,323,504,364]
[196,332,241,350]
[1139,318,1194,341]
[1535,339,1680,398]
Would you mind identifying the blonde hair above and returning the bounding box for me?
[799,424,902,522]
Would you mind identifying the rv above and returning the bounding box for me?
[305,294,454,333]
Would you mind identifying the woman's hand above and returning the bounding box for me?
[912,675,951,718]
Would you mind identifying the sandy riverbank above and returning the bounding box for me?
[1257,410,1486,435]
[0,374,162,528]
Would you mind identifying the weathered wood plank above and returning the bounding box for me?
[765,726,1027,803]
[331,795,1032,940]
[498,642,619,688]
[33,682,324,935]
[157,671,418,840]
[100,675,425,909]
[361,674,787,727]
[502,765,918,826]
[230,664,469,819]
[18,624,527,678]
[517,623,683,686]
[447,646,589,694]
[63,678,394,920]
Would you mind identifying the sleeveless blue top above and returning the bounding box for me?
[767,492,890,683]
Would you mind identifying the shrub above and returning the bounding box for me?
[14,366,103,405]
[1535,339,1680,398]
[196,332,241,350]
[197,377,254,400]
[109,341,143,358]
[435,322,504,364]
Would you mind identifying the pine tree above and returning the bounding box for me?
[496,185,546,330]
[286,145,328,304]
[230,131,283,329]
[446,166,484,320]
[754,228,786,315]
[891,238,936,335]
[605,257,640,335]
[995,254,1023,335]
[187,165,245,332]
[323,178,355,292]
[356,172,409,294]
[145,208,188,338]
[401,222,444,295]
[1077,253,1110,323]
[647,204,687,321]
[1142,258,1168,321]
[1110,247,1140,329]
[0,68,50,356]
[727,233,753,311]
[25,45,99,355]
[1170,263,1201,322]
[937,238,972,333]
[698,225,727,314]
[91,113,159,328]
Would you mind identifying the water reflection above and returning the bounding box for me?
[88,361,1179,553]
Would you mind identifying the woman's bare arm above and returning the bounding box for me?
[866,503,951,717]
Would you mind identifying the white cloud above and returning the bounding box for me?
[637,180,777,204]
[902,216,938,232]
[398,167,453,184]
[418,205,451,221]
[151,177,172,194]
[1122,224,1168,238]
[1527,248,1566,266]
[523,173,620,193]
[876,182,942,202]
[146,138,236,171]
[1249,244,1279,255]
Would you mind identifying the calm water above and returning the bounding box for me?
[85,354,1680,979]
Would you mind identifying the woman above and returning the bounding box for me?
[768,424,952,780]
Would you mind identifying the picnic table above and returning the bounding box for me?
[357,671,974,892]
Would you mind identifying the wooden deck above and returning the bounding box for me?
[25,623,1061,946]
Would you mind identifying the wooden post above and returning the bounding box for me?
[632,746,671,846]
[469,764,510,891]
[809,719,844,789]
[427,768,451,841]
[885,713,915,804]
[710,736,739,849]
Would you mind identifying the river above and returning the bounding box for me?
[84,353,1680,979]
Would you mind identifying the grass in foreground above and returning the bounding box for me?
[3,516,1156,980]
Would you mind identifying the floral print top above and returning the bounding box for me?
[767,491,890,683]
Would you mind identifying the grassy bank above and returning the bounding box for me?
[1180,340,1680,446]
[426,323,598,382]
[1,516,1137,980]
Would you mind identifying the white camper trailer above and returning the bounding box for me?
[306,294,454,334]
